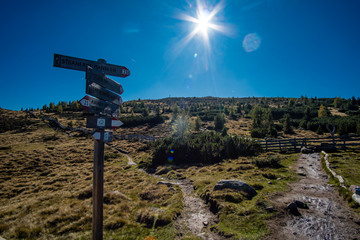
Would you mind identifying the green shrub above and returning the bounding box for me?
[252,156,282,168]
[150,132,262,166]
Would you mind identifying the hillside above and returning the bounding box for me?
[1,96,360,239]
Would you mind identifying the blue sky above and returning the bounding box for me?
[1,0,359,110]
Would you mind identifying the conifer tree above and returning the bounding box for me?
[318,104,327,118]
[194,116,201,131]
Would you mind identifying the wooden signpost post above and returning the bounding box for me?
[53,53,130,240]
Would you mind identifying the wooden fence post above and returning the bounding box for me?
[278,140,282,152]
[265,139,268,151]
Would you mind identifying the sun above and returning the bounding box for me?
[176,0,229,49]
[195,9,212,37]
[197,15,210,35]
[171,0,231,57]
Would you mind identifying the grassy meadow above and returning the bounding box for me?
[1,96,360,239]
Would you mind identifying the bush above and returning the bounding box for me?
[252,156,282,168]
[150,132,262,166]
[250,128,266,138]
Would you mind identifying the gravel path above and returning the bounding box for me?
[266,153,360,240]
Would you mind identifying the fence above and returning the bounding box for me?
[114,134,163,142]
[257,135,360,152]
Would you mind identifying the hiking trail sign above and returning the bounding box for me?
[53,53,130,77]
[53,53,130,240]
[79,95,120,118]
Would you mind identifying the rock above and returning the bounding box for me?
[287,202,301,216]
[301,147,314,154]
[157,181,175,187]
[213,179,257,198]
[265,206,276,212]
[352,193,360,205]
[294,200,309,209]
[350,185,360,195]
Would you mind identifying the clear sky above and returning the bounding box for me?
[1,0,359,110]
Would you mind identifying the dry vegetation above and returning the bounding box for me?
[1,95,360,239]
[0,109,182,239]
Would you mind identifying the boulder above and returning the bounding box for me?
[301,147,314,154]
[213,180,257,198]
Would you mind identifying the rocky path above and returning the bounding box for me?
[172,179,223,240]
[117,151,224,239]
[266,153,360,240]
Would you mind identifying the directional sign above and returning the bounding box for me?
[86,67,124,95]
[86,81,123,106]
[92,130,113,142]
[79,95,120,118]
[86,116,123,129]
[54,53,130,77]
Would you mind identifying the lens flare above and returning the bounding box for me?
[168,156,174,162]
[170,149,174,154]
[243,33,261,52]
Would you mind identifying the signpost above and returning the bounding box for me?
[87,116,123,129]
[79,95,120,118]
[54,53,130,77]
[53,53,129,240]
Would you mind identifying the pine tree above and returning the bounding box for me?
[57,105,63,114]
[283,114,293,134]
[214,113,226,131]
[49,102,55,112]
[304,106,311,121]
[194,116,201,131]
[142,108,149,117]
[318,104,327,118]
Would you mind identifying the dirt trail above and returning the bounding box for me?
[267,153,360,240]
[118,152,224,239]
[172,179,224,240]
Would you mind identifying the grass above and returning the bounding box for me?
[2,105,357,239]
[153,152,299,239]
[323,149,360,210]
[0,114,183,239]
[328,149,360,187]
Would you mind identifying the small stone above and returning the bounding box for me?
[203,221,208,226]
[268,181,272,184]
[265,206,276,212]
[287,202,301,216]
